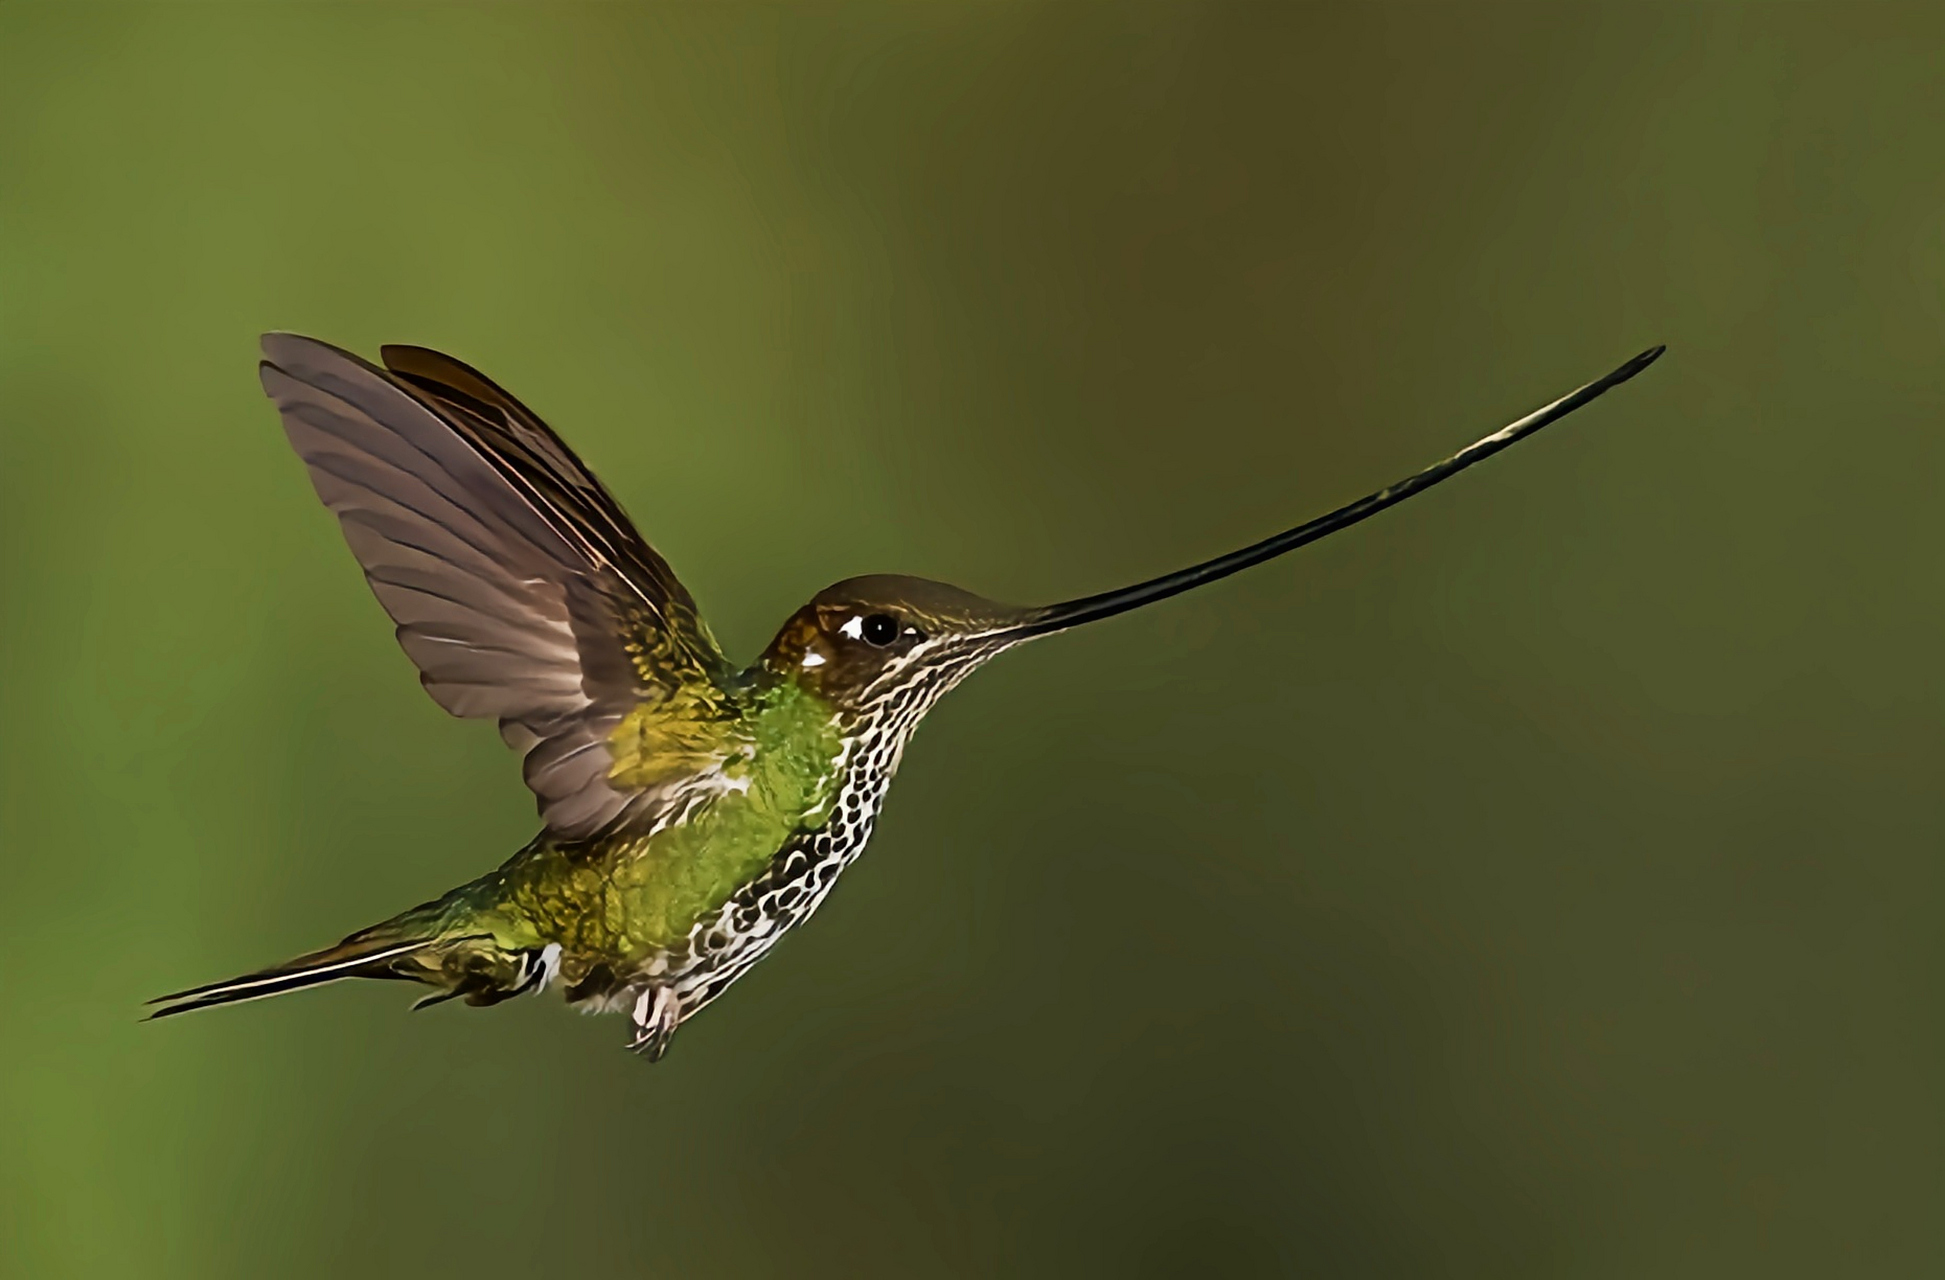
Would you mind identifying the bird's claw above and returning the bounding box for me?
[628,986,679,1061]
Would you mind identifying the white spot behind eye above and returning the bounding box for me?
[801,650,826,668]
[839,616,864,640]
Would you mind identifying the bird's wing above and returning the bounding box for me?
[259,333,740,841]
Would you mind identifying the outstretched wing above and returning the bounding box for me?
[259,333,738,840]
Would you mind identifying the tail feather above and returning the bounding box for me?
[146,935,445,1020]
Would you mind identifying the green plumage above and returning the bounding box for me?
[445,677,845,967]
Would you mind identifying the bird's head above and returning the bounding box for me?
[756,575,1029,728]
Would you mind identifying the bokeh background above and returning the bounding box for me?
[4,3,1943,1276]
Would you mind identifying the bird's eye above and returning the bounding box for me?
[860,613,901,647]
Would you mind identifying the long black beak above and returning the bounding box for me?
[1008,345,1664,639]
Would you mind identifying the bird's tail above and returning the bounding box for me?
[146,915,501,1020]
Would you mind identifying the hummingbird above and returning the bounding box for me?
[150,334,1662,1059]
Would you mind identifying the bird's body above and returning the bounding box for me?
[365,673,848,1053]
[356,663,882,1057]
[151,333,1662,1058]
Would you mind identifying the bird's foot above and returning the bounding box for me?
[628,986,679,1061]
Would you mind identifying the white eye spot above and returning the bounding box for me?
[801,649,826,668]
[839,616,864,640]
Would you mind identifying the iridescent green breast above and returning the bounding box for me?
[467,678,847,968]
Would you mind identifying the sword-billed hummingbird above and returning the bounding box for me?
[150,335,1662,1059]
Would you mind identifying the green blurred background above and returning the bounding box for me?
[3,3,1942,1275]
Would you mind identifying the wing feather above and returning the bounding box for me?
[258,333,738,840]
